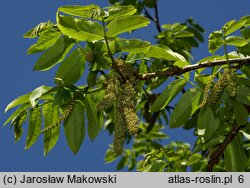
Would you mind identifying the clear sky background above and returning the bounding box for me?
[0,0,249,171]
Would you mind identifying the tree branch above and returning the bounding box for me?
[207,125,240,172]
[101,19,127,83]
[143,1,161,33]
[143,7,155,22]
[138,57,250,80]
[154,0,161,33]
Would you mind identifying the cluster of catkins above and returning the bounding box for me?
[97,59,139,155]
[201,68,236,107]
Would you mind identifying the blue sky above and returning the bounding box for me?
[0,0,249,171]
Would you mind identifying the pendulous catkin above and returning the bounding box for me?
[201,69,237,107]
[97,59,139,154]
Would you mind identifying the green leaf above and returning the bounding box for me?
[186,27,204,42]
[209,30,223,40]
[105,148,119,163]
[13,113,28,143]
[197,106,220,141]
[146,160,166,172]
[105,5,137,21]
[233,101,248,126]
[29,85,51,108]
[208,31,224,54]
[242,65,250,78]
[186,153,202,165]
[25,107,42,150]
[194,135,225,152]
[243,122,250,134]
[139,60,148,74]
[236,86,250,105]
[240,15,250,27]
[174,61,190,80]
[33,36,75,71]
[27,29,62,54]
[108,0,120,4]
[53,87,72,106]
[241,28,250,39]
[146,132,169,140]
[126,53,149,63]
[58,4,101,20]
[42,103,60,156]
[3,104,29,127]
[81,95,103,141]
[111,38,151,54]
[175,31,194,38]
[87,71,98,88]
[146,46,186,61]
[187,18,205,33]
[240,45,250,56]
[223,19,247,36]
[107,15,149,37]
[116,155,129,171]
[5,93,31,113]
[151,79,187,112]
[235,77,250,87]
[195,74,213,89]
[23,21,54,38]
[225,36,249,47]
[64,102,85,154]
[208,38,224,54]
[170,88,202,128]
[128,153,136,171]
[55,49,86,86]
[224,134,247,171]
[143,0,156,8]
[57,14,104,42]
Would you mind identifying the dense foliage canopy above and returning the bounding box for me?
[3,0,250,172]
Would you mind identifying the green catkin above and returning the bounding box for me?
[97,59,140,155]
[200,76,214,107]
[206,69,236,105]
[225,69,236,97]
[120,82,139,134]
[208,71,228,104]
[41,91,83,132]
[96,77,119,111]
[113,106,127,155]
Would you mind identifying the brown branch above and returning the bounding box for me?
[143,7,155,22]
[138,56,250,80]
[154,0,161,33]
[101,19,127,83]
[207,125,240,172]
[143,1,161,33]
